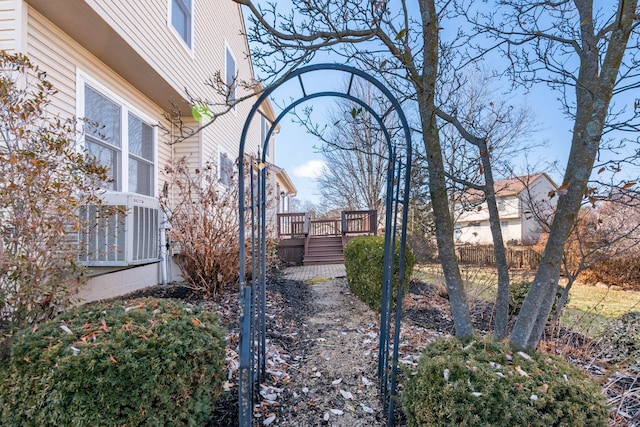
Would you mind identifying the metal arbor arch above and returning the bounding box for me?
[237,63,412,427]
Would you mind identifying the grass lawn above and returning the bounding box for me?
[413,263,640,337]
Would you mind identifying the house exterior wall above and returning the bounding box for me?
[2,0,290,302]
[456,195,522,244]
[520,175,557,244]
[455,220,491,244]
[457,195,521,223]
[454,174,557,245]
[0,0,22,52]
[20,5,171,299]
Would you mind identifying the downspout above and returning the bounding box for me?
[160,119,176,286]
[160,207,171,286]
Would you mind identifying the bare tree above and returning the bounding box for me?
[235,0,478,337]
[234,0,638,350]
[459,0,640,349]
[290,198,324,217]
[0,52,115,344]
[292,80,394,224]
[530,192,640,325]
[438,70,539,338]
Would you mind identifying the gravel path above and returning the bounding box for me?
[265,277,387,426]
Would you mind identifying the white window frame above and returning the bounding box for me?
[260,115,273,161]
[225,42,237,113]
[76,70,158,197]
[218,148,234,188]
[168,0,194,54]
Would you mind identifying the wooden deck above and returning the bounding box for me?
[277,210,377,265]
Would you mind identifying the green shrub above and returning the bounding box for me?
[401,336,609,427]
[600,311,640,368]
[509,281,566,315]
[0,298,226,427]
[344,235,415,311]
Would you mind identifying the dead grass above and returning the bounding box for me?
[412,263,640,338]
[560,284,640,337]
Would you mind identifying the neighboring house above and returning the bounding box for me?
[454,173,558,245]
[272,164,297,214]
[1,0,295,301]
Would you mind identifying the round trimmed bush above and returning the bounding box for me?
[344,235,415,312]
[401,336,609,427]
[0,298,226,427]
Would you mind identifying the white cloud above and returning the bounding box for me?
[293,160,328,179]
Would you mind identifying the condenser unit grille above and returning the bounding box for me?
[79,192,160,266]
[132,205,159,263]
[79,205,127,264]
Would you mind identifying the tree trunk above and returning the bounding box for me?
[552,276,574,326]
[510,0,637,350]
[478,141,510,340]
[417,0,473,337]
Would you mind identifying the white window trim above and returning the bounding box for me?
[217,146,234,188]
[260,114,272,161]
[167,0,195,57]
[76,69,158,197]
[225,41,238,115]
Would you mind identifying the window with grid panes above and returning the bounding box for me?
[84,84,155,196]
[219,151,234,187]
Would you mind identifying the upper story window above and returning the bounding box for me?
[128,114,154,196]
[219,151,234,187]
[226,46,236,105]
[260,115,271,159]
[83,84,155,196]
[171,0,193,48]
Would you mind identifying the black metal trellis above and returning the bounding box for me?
[237,63,413,427]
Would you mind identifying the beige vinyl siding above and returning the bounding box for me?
[173,127,201,171]
[26,12,76,117]
[0,1,15,51]
[88,0,196,100]
[25,5,172,191]
[25,1,271,182]
[25,0,266,179]
[85,1,251,105]
[85,1,263,159]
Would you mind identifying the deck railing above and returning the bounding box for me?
[277,212,308,238]
[277,210,377,239]
[341,210,377,236]
[309,218,341,237]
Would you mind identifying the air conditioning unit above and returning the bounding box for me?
[79,192,161,266]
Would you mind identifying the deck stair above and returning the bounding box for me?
[278,210,378,266]
[303,236,344,265]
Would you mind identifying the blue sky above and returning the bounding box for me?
[268,72,574,206]
[246,1,636,206]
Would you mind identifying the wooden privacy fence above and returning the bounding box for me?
[457,245,541,269]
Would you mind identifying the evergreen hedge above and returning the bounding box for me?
[0,298,226,427]
[509,281,566,315]
[401,336,609,427]
[344,235,415,311]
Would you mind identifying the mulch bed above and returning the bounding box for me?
[125,272,638,426]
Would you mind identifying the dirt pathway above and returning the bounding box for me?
[268,277,387,426]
